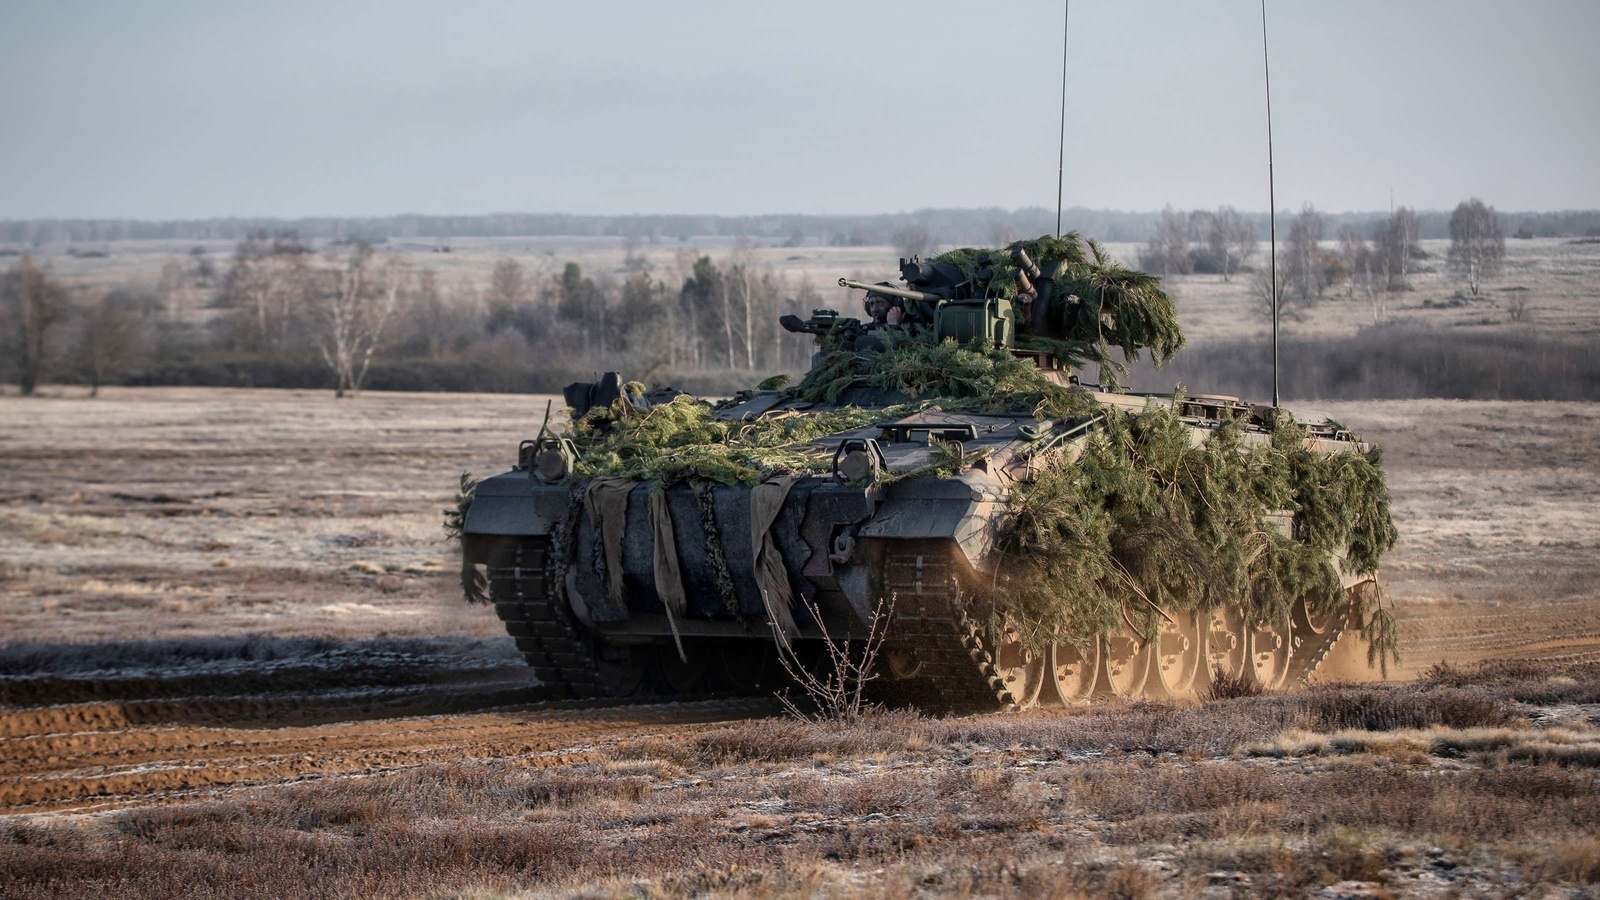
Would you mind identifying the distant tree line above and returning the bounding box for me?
[0,235,823,397]
[1138,199,1507,328]
[0,198,1528,398]
[4,206,1593,249]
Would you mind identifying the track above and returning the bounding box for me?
[472,531,1373,714]
[0,657,777,816]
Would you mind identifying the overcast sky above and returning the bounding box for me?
[3,0,1596,219]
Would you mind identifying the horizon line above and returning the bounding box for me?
[5,204,1600,227]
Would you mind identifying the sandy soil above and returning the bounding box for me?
[1311,399,1600,674]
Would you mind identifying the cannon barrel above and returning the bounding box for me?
[838,278,943,305]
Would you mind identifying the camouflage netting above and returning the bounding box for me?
[567,392,884,485]
[798,330,1096,418]
[442,472,477,541]
[993,405,1399,673]
[936,233,1186,383]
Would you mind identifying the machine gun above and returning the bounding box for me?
[837,277,1016,349]
[779,308,864,346]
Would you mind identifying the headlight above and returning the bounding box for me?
[832,438,885,487]
[837,448,874,485]
[528,437,578,484]
[534,447,569,483]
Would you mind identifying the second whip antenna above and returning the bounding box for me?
[1055,0,1070,238]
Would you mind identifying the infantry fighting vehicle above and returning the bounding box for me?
[459,239,1392,710]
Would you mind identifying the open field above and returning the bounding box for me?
[3,387,1599,896]
[1146,237,1600,344]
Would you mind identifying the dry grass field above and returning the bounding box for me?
[3,387,1599,897]
[1141,237,1600,344]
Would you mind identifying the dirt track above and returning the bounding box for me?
[0,661,776,814]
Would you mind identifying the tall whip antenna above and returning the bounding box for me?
[1055,0,1070,237]
[1261,0,1279,408]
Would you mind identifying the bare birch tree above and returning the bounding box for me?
[78,290,149,397]
[222,230,312,353]
[1285,204,1327,300]
[730,239,756,370]
[1191,207,1250,282]
[1374,207,1419,292]
[1339,226,1385,322]
[1138,206,1191,278]
[317,242,403,398]
[1228,212,1259,277]
[1,253,67,395]
[1447,198,1505,296]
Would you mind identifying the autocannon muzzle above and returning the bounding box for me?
[838,278,943,305]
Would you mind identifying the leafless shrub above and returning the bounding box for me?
[1420,658,1600,705]
[1301,683,1516,731]
[1247,264,1305,328]
[1507,291,1532,322]
[1203,665,1263,701]
[769,593,893,723]
[892,224,933,260]
[1523,835,1600,885]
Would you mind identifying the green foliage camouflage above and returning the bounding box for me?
[996,407,1399,670]
[490,233,1398,668]
[934,233,1185,386]
[442,471,477,542]
[798,332,1096,419]
[568,394,883,486]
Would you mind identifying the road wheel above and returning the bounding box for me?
[594,643,646,697]
[1248,620,1292,690]
[713,642,778,694]
[1150,611,1204,699]
[647,645,710,695]
[1045,639,1100,705]
[1201,606,1250,690]
[1100,628,1154,700]
[989,622,1046,710]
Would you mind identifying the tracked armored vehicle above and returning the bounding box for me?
[459,236,1397,710]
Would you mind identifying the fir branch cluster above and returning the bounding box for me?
[997,407,1399,670]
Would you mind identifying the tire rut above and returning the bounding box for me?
[0,651,779,816]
